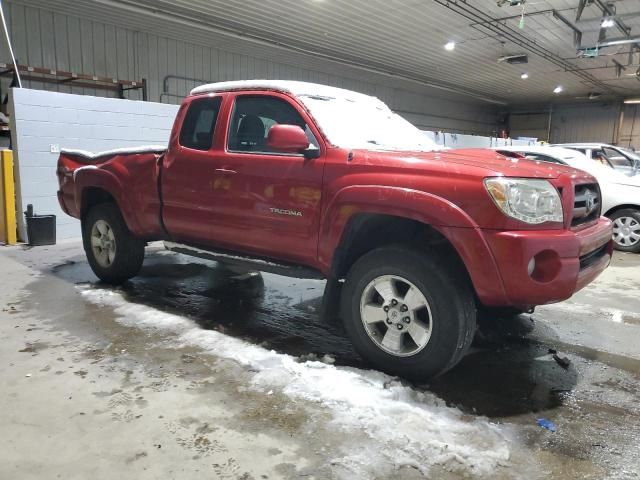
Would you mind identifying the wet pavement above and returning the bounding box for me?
[1,242,640,479]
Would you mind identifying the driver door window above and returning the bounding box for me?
[227,96,318,154]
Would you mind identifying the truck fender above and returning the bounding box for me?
[74,169,142,236]
[318,185,509,305]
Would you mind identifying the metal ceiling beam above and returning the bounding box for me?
[575,11,640,25]
[551,11,583,49]
[592,0,632,37]
[575,0,588,22]
[435,0,616,95]
[598,36,640,47]
[612,59,626,78]
[472,9,583,49]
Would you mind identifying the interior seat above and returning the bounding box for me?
[235,115,266,151]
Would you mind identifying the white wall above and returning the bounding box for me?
[9,88,178,241]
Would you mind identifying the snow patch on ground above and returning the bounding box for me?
[79,286,511,478]
[541,302,638,325]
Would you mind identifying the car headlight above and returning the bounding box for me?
[484,177,563,224]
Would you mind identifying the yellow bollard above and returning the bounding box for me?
[0,150,17,244]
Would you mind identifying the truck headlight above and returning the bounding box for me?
[484,178,563,224]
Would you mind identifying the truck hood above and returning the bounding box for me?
[352,147,591,180]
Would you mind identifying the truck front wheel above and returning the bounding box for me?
[82,203,145,284]
[341,246,476,380]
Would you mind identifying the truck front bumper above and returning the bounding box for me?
[481,217,613,306]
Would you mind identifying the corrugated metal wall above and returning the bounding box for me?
[0,1,500,135]
[550,103,621,144]
[508,112,550,142]
[619,104,640,149]
[509,102,640,149]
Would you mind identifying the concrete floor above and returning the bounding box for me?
[1,241,639,479]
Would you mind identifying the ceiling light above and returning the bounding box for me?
[520,73,529,79]
[444,41,456,51]
[601,18,615,28]
[624,98,640,104]
[553,86,563,94]
[598,36,640,47]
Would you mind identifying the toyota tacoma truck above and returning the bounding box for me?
[57,80,613,379]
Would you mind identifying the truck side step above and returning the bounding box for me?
[163,241,325,280]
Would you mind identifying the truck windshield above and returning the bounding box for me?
[298,94,438,152]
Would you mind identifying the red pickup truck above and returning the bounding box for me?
[57,80,613,379]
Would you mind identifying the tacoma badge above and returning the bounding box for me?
[270,207,303,217]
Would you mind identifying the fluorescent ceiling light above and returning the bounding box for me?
[520,73,529,79]
[601,18,615,28]
[444,41,456,51]
[553,86,563,94]
[599,36,640,47]
[624,98,640,104]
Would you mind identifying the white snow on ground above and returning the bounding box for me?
[79,286,511,478]
[540,302,637,325]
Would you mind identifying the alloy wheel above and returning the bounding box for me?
[359,275,433,357]
[613,216,640,247]
[91,219,117,268]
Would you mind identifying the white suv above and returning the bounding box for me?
[495,145,640,253]
[554,143,640,176]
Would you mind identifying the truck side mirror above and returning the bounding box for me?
[267,124,316,158]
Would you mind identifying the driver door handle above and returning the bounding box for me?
[215,168,237,175]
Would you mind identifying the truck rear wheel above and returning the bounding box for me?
[341,246,476,380]
[82,203,145,284]
[609,209,640,253]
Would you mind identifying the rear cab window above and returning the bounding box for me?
[179,96,223,150]
[226,95,319,154]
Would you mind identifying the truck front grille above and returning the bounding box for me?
[572,183,600,228]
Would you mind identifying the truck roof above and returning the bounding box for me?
[189,80,387,108]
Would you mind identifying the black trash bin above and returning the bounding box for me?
[24,204,56,246]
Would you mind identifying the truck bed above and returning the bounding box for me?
[57,145,168,239]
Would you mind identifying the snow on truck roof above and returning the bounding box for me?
[192,80,436,152]
[190,80,388,108]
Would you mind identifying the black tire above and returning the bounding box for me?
[82,202,145,284]
[608,209,640,253]
[340,245,476,380]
